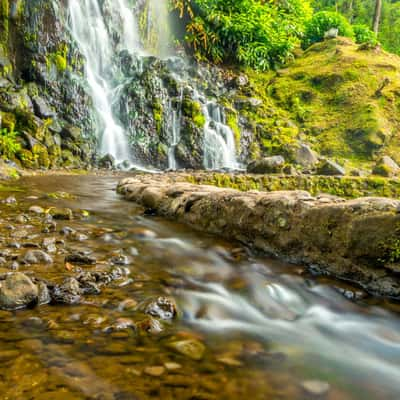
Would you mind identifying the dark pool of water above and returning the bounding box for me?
[0,174,398,399]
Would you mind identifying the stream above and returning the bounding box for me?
[0,174,399,399]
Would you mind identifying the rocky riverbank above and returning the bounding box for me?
[118,174,400,298]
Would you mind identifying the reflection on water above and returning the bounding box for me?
[0,174,398,399]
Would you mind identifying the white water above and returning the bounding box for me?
[192,90,238,170]
[68,0,141,164]
[203,101,238,170]
[167,88,183,170]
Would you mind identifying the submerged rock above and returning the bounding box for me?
[65,251,97,265]
[145,296,177,320]
[0,273,38,310]
[167,339,206,360]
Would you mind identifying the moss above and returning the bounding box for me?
[187,173,400,199]
[152,101,163,134]
[46,43,69,73]
[182,97,205,128]
[0,111,16,132]
[226,110,241,151]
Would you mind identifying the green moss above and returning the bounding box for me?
[182,97,205,128]
[152,101,163,134]
[226,110,241,151]
[46,43,69,73]
[187,173,400,199]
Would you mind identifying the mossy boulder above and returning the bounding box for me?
[373,156,400,177]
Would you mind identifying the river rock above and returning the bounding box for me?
[0,273,39,310]
[29,206,45,215]
[51,277,82,304]
[167,339,206,360]
[21,250,53,265]
[65,251,96,265]
[247,156,285,174]
[373,156,400,177]
[301,380,330,396]
[98,154,116,169]
[48,207,73,220]
[145,296,177,320]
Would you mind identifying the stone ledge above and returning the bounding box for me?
[117,175,400,298]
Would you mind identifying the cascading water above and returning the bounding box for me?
[68,0,141,164]
[68,0,239,170]
[203,102,238,170]
[167,88,183,170]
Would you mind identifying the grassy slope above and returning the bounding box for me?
[239,38,400,171]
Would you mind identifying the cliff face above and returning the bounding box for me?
[0,0,94,169]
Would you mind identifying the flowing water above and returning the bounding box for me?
[0,174,399,399]
[68,0,141,164]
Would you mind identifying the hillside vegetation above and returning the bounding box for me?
[234,37,400,172]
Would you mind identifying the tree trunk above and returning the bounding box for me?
[373,0,382,34]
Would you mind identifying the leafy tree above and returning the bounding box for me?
[302,11,354,48]
[170,0,312,70]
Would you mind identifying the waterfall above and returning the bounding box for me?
[203,102,238,170]
[68,0,141,164]
[167,88,183,170]
[67,0,239,170]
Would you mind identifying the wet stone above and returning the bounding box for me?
[166,339,206,360]
[65,251,97,265]
[21,249,53,265]
[0,273,39,310]
[144,366,165,377]
[51,277,82,305]
[48,207,73,220]
[145,296,177,320]
[301,380,331,397]
[29,206,45,215]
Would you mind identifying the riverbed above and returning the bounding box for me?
[0,174,399,399]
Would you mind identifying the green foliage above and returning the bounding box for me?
[0,128,21,160]
[171,0,312,70]
[352,24,377,45]
[302,11,354,49]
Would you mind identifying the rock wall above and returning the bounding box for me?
[118,174,400,298]
[0,0,94,169]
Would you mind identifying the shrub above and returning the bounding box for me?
[171,0,312,71]
[0,128,21,160]
[353,24,378,46]
[302,11,354,49]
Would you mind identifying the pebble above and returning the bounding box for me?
[167,339,206,361]
[29,206,45,215]
[144,366,165,377]
[301,380,331,396]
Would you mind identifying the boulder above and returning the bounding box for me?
[295,144,319,167]
[98,154,116,170]
[316,159,345,176]
[247,156,285,174]
[0,273,39,310]
[373,156,400,177]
